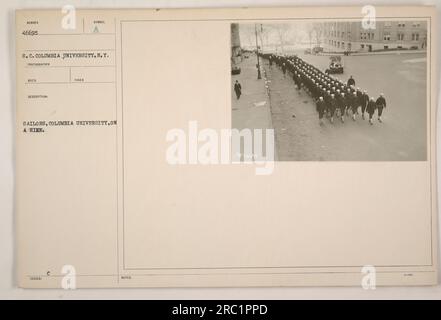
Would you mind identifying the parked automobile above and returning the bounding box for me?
[312,46,324,54]
[325,55,344,74]
[231,65,241,75]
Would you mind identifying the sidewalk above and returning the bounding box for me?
[231,53,273,132]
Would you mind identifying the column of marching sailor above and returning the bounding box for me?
[262,53,387,126]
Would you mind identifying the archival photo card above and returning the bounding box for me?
[16,6,438,288]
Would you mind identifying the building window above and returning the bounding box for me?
[383,33,391,41]
[384,22,392,27]
[398,22,406,27]
[412,22,421,27]
[360,32,368,40]
[412,33,420,41]
[397,33,405,41]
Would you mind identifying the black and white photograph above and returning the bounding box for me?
[231,21,428,161]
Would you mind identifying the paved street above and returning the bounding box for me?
[262,52,427,161]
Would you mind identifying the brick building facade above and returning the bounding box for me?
[322,21,427,52]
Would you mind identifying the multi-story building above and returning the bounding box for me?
[322,21,427,52]
[231,23,242,64]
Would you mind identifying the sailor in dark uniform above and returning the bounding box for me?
[347,75,355,87]
[316,96,326,125]
[356,87,363,114]
[360,90,369,120]
[324,90,332,116]
[329,93,337,123]
[338,92,346,123]
[376,93,387,123]
[351,91,359,121]
[366,97,377,125]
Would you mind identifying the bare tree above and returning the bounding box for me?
[306,23,315,50]
[273,23,290,54]
[305,22,325,50]
[239,24,256,48]
[258,24,272,52]
[313,22,325,47]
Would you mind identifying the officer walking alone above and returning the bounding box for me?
[234,80,242,100]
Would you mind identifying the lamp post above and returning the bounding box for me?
[254,23,262,79]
